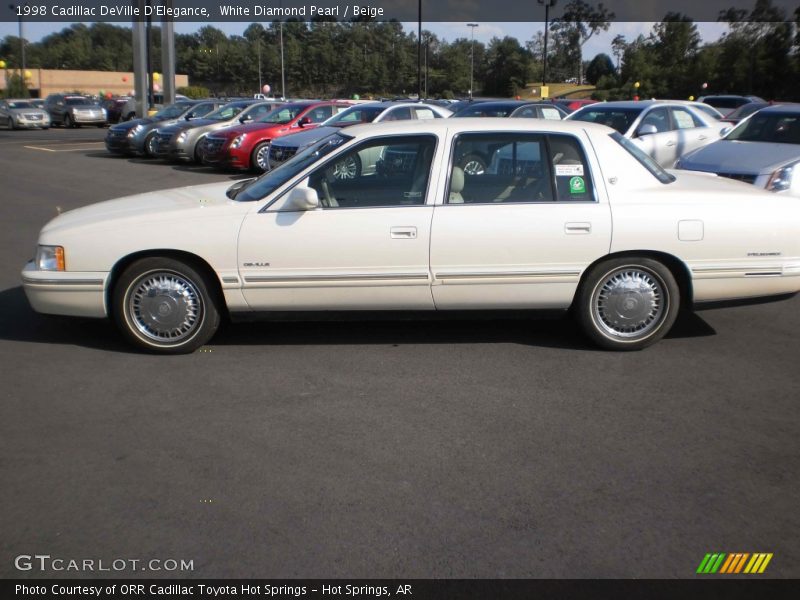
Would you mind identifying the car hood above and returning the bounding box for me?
[680,140,800,175]
[41,182,241,235]
[272,126,337,148]
[9,107,48,116]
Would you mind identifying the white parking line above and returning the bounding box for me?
[24,142,106,152]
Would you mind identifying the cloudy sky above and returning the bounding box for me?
[0,20,730,62]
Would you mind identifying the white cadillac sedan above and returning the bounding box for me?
[22,119,800,353]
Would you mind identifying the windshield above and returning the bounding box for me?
[154,103,193,119]
[610,132,675,184]
[205,103,249,121]
[571,108,642,134]
[324,105,385,127]
[258,104,309,124]
[66,97,94,106]
[455,103,518,118]
[725,112,800,144]
[234,133,352,202]
[8,101,34,109]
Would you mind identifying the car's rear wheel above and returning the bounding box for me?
[251,142,270,172]
[576,257,680,351]
[113,257,221,354]
[144,132,158,157]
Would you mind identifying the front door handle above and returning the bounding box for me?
[698,135,708,141]
[565,222,592,234]
[666,140,676,147]
[391,226,417,239]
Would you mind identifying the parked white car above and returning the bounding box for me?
[22,118,800,353]
[567,100,730,168]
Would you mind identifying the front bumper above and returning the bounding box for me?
[22,262,108,318]
[105,131,134,154]
[13,116,50,129]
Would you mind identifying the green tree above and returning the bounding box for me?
[550,0,614,83]
[585,53,615,85]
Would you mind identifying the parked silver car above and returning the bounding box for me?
[152,100,281,162]
[567,100,729,168]
[0,98,50,129]
[677,104,800,196]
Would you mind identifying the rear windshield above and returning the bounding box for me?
[725,112,800,144]
[610,132,675,184]
[571,108,642,134]
[455,103,519,118]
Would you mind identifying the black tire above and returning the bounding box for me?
[64,114,73,128]
[112,257,221,354]
[251,141,270,172]
[459,153,487,175]
[575,257,680,351]
[7,116,15,130]
[144,132,158,157]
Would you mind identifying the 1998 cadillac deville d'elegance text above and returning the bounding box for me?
[21,119,800,353]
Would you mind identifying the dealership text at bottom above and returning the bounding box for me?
[15,584,410,597]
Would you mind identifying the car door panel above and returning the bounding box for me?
[430,132,612,309]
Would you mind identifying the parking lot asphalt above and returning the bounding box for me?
[0,127,798,579]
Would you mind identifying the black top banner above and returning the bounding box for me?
[0,0,798,23]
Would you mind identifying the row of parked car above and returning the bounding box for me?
[101,94,799,199]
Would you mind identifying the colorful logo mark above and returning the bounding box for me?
[697,553,773,574]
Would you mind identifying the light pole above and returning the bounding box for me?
[537,0,557,89]
[9,3,27,90]
[467,23,478,100]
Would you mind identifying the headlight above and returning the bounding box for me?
[128,124,144,137]
[230,134,246,149]
[36,245,65,271]
[176,131,188,143]
[766,163,797,192]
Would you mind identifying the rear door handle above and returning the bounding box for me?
[666,140,676,147]
[565,222,592,234]
[391,226,417,239]
[698,135,708,141]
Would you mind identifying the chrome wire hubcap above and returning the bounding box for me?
[256,145,270,170]
[462,160,485,176]
[128,271,202,343]
[592,267,665,339]
[332,157,357,179]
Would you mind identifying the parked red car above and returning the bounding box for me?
[198,101,351,171]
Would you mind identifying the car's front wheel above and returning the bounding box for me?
[64,114,73,128]
[144,132,158,157]
[576,257,680,351]
[251,142,270,172]
[112,257,221,354]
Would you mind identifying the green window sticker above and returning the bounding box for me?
[569,176,586,194]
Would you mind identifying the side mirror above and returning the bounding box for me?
[298,116,312,128]
[239,115,253,124]
[225,177,256,200]
[287,186,320,211]
[720,126,732,137]
[637,123,658,137]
